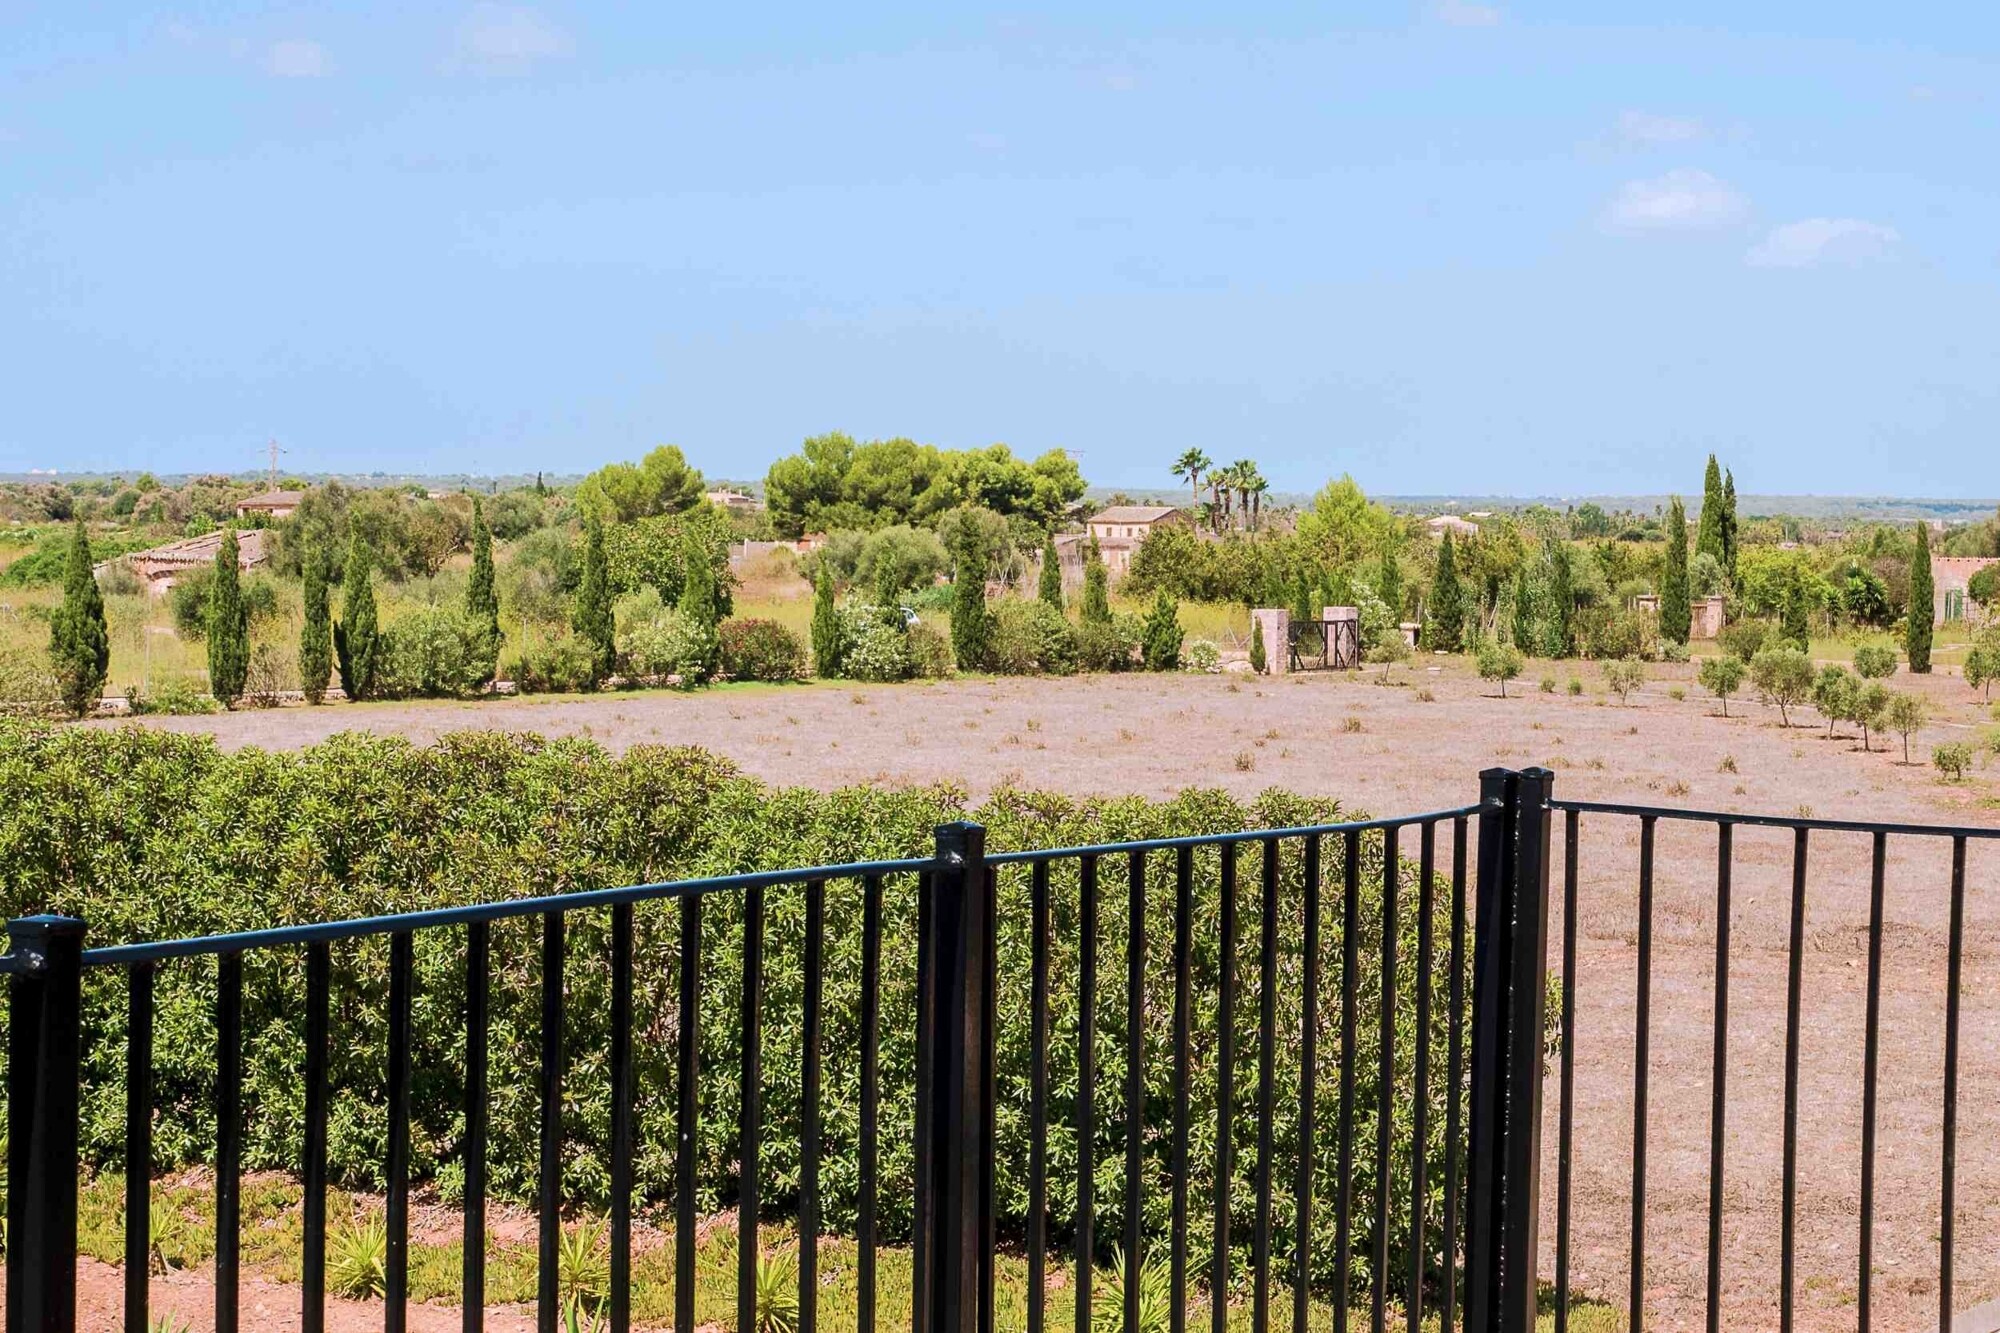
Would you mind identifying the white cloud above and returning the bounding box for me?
[1601,169,1748,232]
[1613,110,1705,146]
[450,5,573,74]
[1432,0,1502,26]
[1746,218,1900,268]
[264,39,329,78]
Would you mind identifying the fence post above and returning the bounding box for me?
[918,824,991,1333]
[6,914,87,1333]
[1464,770,1554,1333]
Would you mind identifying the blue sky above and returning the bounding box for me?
[3,3,1997,496]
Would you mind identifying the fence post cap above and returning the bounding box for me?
[932,821,986,864]
[7,914,86,942]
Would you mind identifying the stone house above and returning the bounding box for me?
[108,528,270,597]
[1085,505,1189,578]
[233,490,305,521]
[1932,555,1999,626]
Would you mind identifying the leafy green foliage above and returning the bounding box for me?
[949,525,990,672]
[1600,658,1646,705]
[1885,690,1929,763]
[1475,639,1524,697]
[988,600,1079,676]
[1933,741,1973,782]
[752,1250,800,1333]
[810,567,843,678]
[576,445,705,523]
[719,619,807,682]
[334,535,381,701]
[377,606,496,699]
[1963,626,2000,702]
[1812,664,1854,739]
[1660,496,1691,646]
[48,518,109,717]
[1717,620,1768,664]
[1749,646,1813,727]
[466,498,501,685]
[1907,521,1934,673]
[1424,531,1463,652]
[572,511,615,687]
[0,723,1459,1306]
[205,529,250,707]
[1853,643,1898,680]
[327,1215,389,1300]
[1081,538,1111,626]
[1140,590,1182,671]
[299,540,332,705]
[674,536,722,685]
[1248,618,1267,674]
[763,433,1084,538]
[1038,535,1064,612]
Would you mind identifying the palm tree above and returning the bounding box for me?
[1223,460,1257,532]
[1173,448,1211,511]
[1239,463,1269,532]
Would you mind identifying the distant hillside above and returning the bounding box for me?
[1083,487,1999,524]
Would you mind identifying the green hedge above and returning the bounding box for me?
[0,723,1464,1300]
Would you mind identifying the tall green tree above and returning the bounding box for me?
[1173,448,1211,510]
[677,535,721,683]
[1542,540,1574,658]
[1426,531,1464,652]
[1780,574,1812,650]
[1696,454,1726,565]
[334,535,380,700]
[810,566,842,678]
[1720,468,1740,581]
[1081,536,1111,625]
[573,511,615,686]
[1037,535,1064,611]
[1141,589,1183,670]
[1377,542,1403,622]
[205,529,250,707]
[1907,521,1934,673]
[48,517,109,717]
[299,538,332,704]
[1661,496,1692,646]
[465,497,501,685]
[1509,572,1536,651]
[950,526,990,672]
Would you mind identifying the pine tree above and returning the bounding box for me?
[1907,521,1934,673]
[677,536,721,683]
[1038,535,1064,612]
[47,516,109,717]
[1720,468,1740,581]
[1426,531,1464,652]
[950,527,990,672]
[206,528,250,707]
[299,539,332,704]
[573,511,615,686]
[334,535,380,700]
[466,497,501,684]
[810,565,842,678]
[1081,536,1111,625]
[1696,454,1726,565]
[1141,589,1183,670]
[1661,496,1692,646]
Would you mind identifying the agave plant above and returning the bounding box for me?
[326,1215,389,1301]
[148,1198,190,1274]
[754,1249,801,1333]
[1092,1247,1178,1333]
[558,1221,611,1332]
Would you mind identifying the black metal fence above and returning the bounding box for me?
[2,768,1991,1333]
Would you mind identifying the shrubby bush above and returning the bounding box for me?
[718,619,807,682]
[613,589,710,684]
[167,567,282,641]
[377,606,494,699]
[988,600,1079,676]
[511,633,597,694]
[1075,615,1141,673]
[841,612,913,682]
[1181,639,1221,674]
[1717,620,1769,665]
[0,722,1457,1299]
[1573,604,1649,661]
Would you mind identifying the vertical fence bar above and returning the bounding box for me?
[1939,837,1966,1333]
[1372,826,1399,1333]
[1255,838,1280,1333]
[675,895,701,1333]
[1465,768,1553,1333]
[216,950,243,1333]
[1408,822,1435,1333]
[124,960,154,1333]
[1171,845,1195,1333]
[1027,862,1050,1333]
[980,859,998,1333]
[610,903,635,1333]
[860,874,884,1333]
[463,923,488,1333]
[1704,826,1733,1333]
[1629,817,1657,1333]
[539,912,565,1333]
[917,823,991,1333]
[1126,850,1148,1333]
[1336,829,1360,1333]
[1779,829,1808,1333]
[1555,811,1579,1333]
[386,931,415,1333]
[1077,852,1099,1333]
[913,873,933,1333]
[1441,816,1467,1333]
[738,884,767,1333]
[6,915,86,1333]
[1858,831,1887,1333]
[1294,834,1322,1333]
[304,941,331,1333]
[1213,840,1239,1333]
[802,881,826,1333]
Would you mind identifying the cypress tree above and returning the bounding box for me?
[334,535,380,700]
[1426,531,1464,652]
[1543,540,1574,658]
[1696,454,1726,565]
[1661,496,1692,645]
[1249,618,1267,674]
[678,537,721,683]
[1378,544,1403,623]
[1781,574,1811,651]
[1510,571,1536,651]
[1721,468,1740,581]
[1038,535,1064,612]
[466,497,501,684]
[573,511,615,686]
[1907,521,1934,673]
[299,539,332,704]
[810,565,842,678]
[1141,589,1183,670]
[1081,536,1111,625]
[950,526,990,672]
[48,516,109,717]
[206,528,250,707]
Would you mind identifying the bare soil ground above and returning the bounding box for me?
[88,661,2000,1332]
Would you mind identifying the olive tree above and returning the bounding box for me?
[1749,646,1814,728]
[1697,654,1745,717]
[1476,639,1525,698]
[1885,691,1930,765]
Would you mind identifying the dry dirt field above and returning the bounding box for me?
[91,661,2000,1332]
